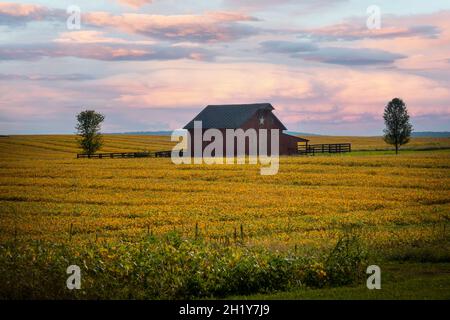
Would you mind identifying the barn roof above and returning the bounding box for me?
[283,133,310,143]
[183,103,288,130]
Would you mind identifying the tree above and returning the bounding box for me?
[383,98,412,154]
[76,110,105,155]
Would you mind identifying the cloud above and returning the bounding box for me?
[1,3,449,134]
[260,40,317,53]
[295,12,450,43]
[298,47,406,66]
[94,61,449,119]
[0,73,96,81]
[84,11,260,42]
[0,3,260,43]
[1,60,449,134]
[223,0,348,12]
[54,30,156,45]
[298,23,441,41]
[0,2,62,25]
[5,61,450,133]
[352,11,450,72]
[116,0,153,8]
[259,40,406,66]
[0,43,214,62]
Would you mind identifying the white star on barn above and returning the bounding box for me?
[259,116,265,125]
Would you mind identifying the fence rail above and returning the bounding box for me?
[298,143,351,155]
[77,150,178,159]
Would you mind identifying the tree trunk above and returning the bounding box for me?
[395,143,399,155]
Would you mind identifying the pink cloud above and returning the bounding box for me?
[0,44,213,62]
[1,4,449,134]
[84,11,260,42]
[0,2,62,25]
[91,61,450,123]
[54,30,156,45]
[1,60,449,133]
[296,11,450,43]
[0,2,44,16]
[223,0,348,12]
[98,62,314,109]
[299,23,440,41]
[0,3,260,43]
[116,0,153,8]
[354,11,450,71]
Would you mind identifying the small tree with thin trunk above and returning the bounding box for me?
[76,110,105,155]
[383,98,412,154]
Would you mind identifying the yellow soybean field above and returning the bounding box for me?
[0,135,449,249]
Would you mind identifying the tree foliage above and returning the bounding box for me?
[76,110,105,155]
[383,98,412,154]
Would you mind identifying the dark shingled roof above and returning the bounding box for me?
[183,103,288,130]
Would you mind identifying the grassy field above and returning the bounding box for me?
[233,263,450,300]
[0,135,449,299]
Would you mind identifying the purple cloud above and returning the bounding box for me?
[297,47,406,66]
[224,0,348,12]
[84,11,261,43]
[0,73,96,81]
[259,40,406,66]
[260,40,318,53]
[0,43,215,62]
[0,3,63,26]
[298,23,441,42]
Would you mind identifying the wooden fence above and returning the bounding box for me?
[77,144,351,158]
[298,143,351,155]
[77,150,178,159]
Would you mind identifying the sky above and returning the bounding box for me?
[1,0,450,135]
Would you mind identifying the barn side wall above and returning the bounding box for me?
[186,130,300,156]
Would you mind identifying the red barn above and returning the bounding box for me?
[183,103,308,156]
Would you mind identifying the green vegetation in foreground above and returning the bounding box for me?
[0,232,367,299]
[230,263,450,300]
